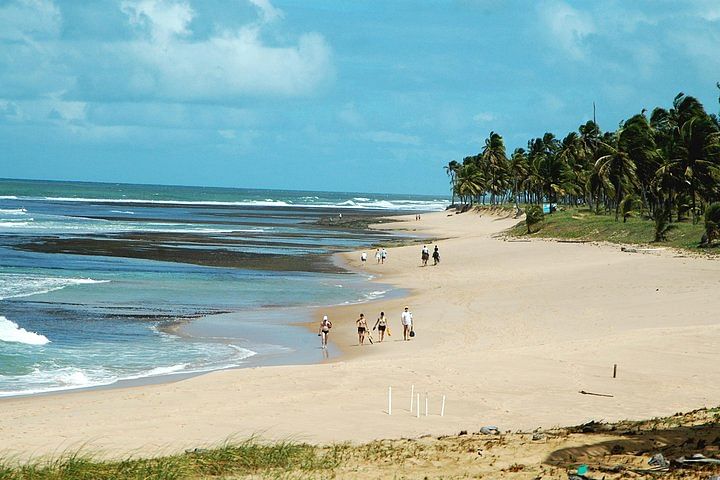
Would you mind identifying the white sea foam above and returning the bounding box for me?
[110,210,135,215]
[4,195,449,211]
[0,208,27,215]
[0,221,32,227]
[362,290,388,301]
[0,342,257,397]
[0,316,50,345]
[0,274,110,300]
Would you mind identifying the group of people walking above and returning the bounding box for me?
[318,306,415,348]
[360,248,387,266]
[421,245,440,266]
[319,238,439,350]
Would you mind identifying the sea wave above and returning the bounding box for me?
[0,345,257,397]
[0,274,110,300]
[0,316,50,345]
[361,290,388,301]
[0,208,27,215]
[2,195,448,211]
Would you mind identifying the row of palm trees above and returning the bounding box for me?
[445,92,720,227]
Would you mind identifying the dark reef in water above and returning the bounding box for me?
[13,234,347,273]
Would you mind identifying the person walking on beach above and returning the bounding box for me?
[421,245,430,266]
[356,313,368,345]
[375,248,382,264]
[318,315,332,348]
[373,311,388,342]
[401,306,413,341]
[360,251,367,266]
[432,245,440,266]
[381,248,387,264]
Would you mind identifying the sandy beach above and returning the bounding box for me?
[1,210,719,460]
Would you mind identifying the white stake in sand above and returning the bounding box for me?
[425,393,429,416]
[388,386,392,415]
[410,384,415,412]
[416,393,420,418]
[441,395,446,417]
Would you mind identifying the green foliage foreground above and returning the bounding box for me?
[509,207,713,252]
[0,440,349,480]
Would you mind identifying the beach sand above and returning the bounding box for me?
[1,210,719,460]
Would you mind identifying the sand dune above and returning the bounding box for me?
[1,210,719,460]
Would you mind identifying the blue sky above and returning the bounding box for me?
[1,0,719,195]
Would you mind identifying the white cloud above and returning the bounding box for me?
[118,0,332,99]
[538,0,596,60]
[247,0,283,23]
[0,0,332,105]
[121,0,194,43]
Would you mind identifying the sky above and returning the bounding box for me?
[0,0,719,195]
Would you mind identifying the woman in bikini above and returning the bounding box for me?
[318,315,332,348]
[373,311,388,342]
[356,313,368,345]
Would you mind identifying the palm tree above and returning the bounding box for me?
[455,163,485,204]
[509,148,528,211]
[445,160,461,205]
[595,129,639,221]
[481,132,509,205]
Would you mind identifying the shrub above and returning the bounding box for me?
[705,203,720,244]
[525,205,544,234]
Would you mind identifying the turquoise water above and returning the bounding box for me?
[0,179,446,396]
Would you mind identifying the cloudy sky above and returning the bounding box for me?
[1,0,719,194]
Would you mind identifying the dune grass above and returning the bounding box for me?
[3,408,720,479]
[0,439,352,480]
[507,207,714,253]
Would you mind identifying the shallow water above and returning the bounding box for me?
[0,179,446,396]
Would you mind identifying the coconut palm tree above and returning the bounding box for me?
[595,129,640,221]
[445,160,461,205]
[481,132,509,205]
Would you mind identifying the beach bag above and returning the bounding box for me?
[409,329,415,338]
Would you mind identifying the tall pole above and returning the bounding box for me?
[593,101,596,125]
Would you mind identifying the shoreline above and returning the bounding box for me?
[2,209,720,460]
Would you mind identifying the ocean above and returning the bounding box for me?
[0,178,447,396]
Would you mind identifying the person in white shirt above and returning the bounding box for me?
[360,251,367,266]
[381,248,387,264]
[375,249,382,264]
[401,306,413,341]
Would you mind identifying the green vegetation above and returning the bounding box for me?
[0,440,349,480]
[524,205,544,233]
[705,202,720,244]
[508,207,709,251]
[445,89,720,247]
[4,408,720,479]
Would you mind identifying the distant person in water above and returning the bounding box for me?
[375,249,382,264]
[381,248,387,264]
[432,245,440,265]
[356,313,368,345]
[318,315,332,349]
[421,245,429,266]
[401,306,413,341]
[360,251,367,266]
[373,311,388,342]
